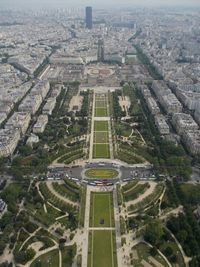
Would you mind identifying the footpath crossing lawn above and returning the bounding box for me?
[95,94,108,117]
[94,131,108,143]
[92,94,110,158]
[95,100,107,108]
[93,144,110,158]
[94,121,109,131]
[90,192,115,227]
[88,230,117,267]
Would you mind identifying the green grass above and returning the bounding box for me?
[88,230,117,267]
[85,168,119,179]
[123,183,150,202]
[90,192,115,227]
[115,122,132,137]
[132,242,169,267]
[52,182,80,202]
[94,131,108,143]
[30,249,59,267]
[61,244,77,267]
[95,100,107,108]
[94,121,109,131]
[95,108,108,117]
[128,184,165,213]
[122,180,139,192]
[159,240,185,267]
[93,144,110,158]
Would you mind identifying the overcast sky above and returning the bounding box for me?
[0,0,200,9]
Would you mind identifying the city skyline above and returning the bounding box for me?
[1,0,200,9]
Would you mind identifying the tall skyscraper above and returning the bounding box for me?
[86,6,92,29]
[97,38,104,62]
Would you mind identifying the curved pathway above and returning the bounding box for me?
[46,181,79,207]
[125,181,157,208]
[164,226,191,267]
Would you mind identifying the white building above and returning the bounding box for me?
[146,97,160,115]
[33,115,48,133]
[43,98,56,115]
[172,113,199,136]
[30,80,50,100]
[19,95,43,115]
[0,129,20,157]
[154,115,170,135]
[183,130,200,155]
[5,112,31,136]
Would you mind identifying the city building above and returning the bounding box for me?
[26,133,39,147]
[42,98,56,115]
[97,39,104,62]
[183,130,200,155]
[0,129,21,157]
[172,113,199,136]
[86,6,92,29]
[154,115,170,135]
[146,97,160,115]
[33,115,48,133]
[18,95,43,115]
[5,112,31,136]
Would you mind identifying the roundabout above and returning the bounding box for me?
[84,168,119,179]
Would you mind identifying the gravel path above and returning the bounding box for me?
[125,181,157,207]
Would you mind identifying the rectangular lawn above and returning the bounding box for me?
[95,100,107,108]
[88,230,117,267]
[93,144,110,158]
[94,131,108,144]
[95,95,106,101]
[95,107,108,117]
[90,192,114,227]
[94,121,109,131]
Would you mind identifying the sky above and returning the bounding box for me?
[0,0,200,9]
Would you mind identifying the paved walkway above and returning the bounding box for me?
[164,226,191,267]
[89,91,95,161]
[125,181,157,208]
[113,186,122,267]
[89,227,115,230]
[82,186,91,267]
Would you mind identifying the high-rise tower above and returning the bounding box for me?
[86,6,92,29]
[97,38,104,62]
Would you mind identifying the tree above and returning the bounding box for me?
[150,246,157,256]
[164,246,173,257]
[144,219,163,245]
[0,241,6,255]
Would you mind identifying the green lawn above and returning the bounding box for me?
[94,121,109,131]
[94,131,108,143]
[115,122,132,137]
[159,240,185,267]
[90,192,114,227]
[85,168,119,179]
[132,243,169,267]
[95,95,107,101]
[95,100,107,108]
[93,144,110,158]
[62,244,77,267]
[95,108,108,117]
[30,249,59,267]
[88,230,117,267]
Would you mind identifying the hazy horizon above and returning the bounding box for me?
[0,0,200,9]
